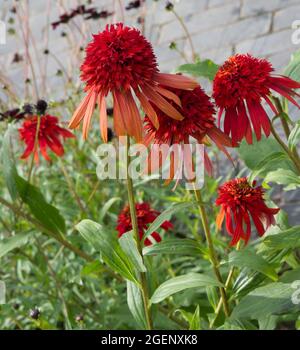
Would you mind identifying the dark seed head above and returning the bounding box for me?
[36,100,48,115]
[23,103,34,115]
[165,2,174,11]
[29,308,40,320]
[13,303,20,310]
[75,314,84,322]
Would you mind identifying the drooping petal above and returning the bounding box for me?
[247,100,262,141]
[141,84,184,120]
[125,89,144,143]
[68,88,95,129]
[135,88,159,129]
[153,72,198,90]
[112,91,127,137]
[154,86,182,107]
[237,101,252,144]
[98,94,108,142]
[82,90,97,140]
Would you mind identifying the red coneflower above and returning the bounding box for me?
[216,177,280,246]
[213,54,300,145]
[19,115,75,162]
[68,23,197,142]
[116,202,173,246]
[144,85,233,178]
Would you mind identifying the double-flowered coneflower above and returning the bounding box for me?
[19,115,74,162]
[116,202,173,246]
[68,23,197,142]
[213,54,300,144]
[144,85,233,177]
[216,177,280,246]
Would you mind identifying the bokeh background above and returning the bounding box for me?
[1,0,300,101]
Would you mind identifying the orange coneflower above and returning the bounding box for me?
[216,177,280,246]
[144,85,233,178]
[213,54,300,145]
[68,23,197,142]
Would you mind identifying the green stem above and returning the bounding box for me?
[58,158,87,215]
[209,241,242,328]
[171,9,196,61]
[126,136,153,330]
[273,98,300,166]
[193,186,230,317]
[270,125,300,174]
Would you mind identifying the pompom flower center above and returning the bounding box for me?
[213,54,273,109]
[81,23,158,94]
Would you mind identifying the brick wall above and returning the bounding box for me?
[0,0,300,99]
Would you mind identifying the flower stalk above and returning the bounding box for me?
[125,136,153,330]
[193,186,230,317]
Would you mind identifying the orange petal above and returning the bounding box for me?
[207,126,233,147]
[154,86,182,107]
[69,88,94,129]
[135,88,159,129]
[216,207,225,230]
[141,84,184,121]
[115,91,133,138]
[82,90,97,140]
[113,91,126,137]
[154,72,198,90]
[124,89,143,143]
[98,94,108,142]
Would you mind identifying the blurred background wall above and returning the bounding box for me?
[1,0,300,102]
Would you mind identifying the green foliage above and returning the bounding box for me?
[151,273,223,304]
[176,59,219,81]
[76,220,139,284]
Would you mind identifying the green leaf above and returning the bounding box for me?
[15,176,66,235]
[263,226,300,250]
[284,49,300,82]
[248,152,288,183]
[99,197,121,222]
[176,59,219,81]
[2,126,19,200]
[231,282,300,320]
[119,231,146,273]
[228,249,278,281]
[1,126,65,235]
[189,305,201,330]
[0,232,32,259]
[151,273,223,304]
[127,281,148,329]
[76,220,138,283]
[288,121,300,151]
[144,202,194,240]
[238,137,293,174]
[264,169,300,190]
[143,238,203,257]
